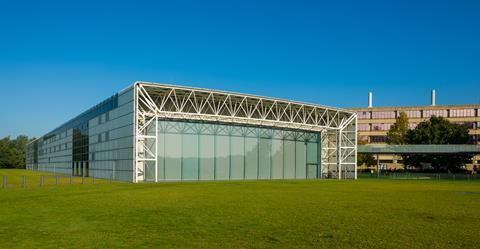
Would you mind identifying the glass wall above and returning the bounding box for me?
[147,120,322,181]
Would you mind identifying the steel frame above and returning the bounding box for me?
[133,82,357,182]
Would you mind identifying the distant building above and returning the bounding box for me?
[26,82,357,182]
[349,90,480,170]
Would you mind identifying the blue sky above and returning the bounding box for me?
[0,0,479,137]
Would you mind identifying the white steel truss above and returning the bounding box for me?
[134,82,357,182]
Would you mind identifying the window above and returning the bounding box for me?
[403,110,421,118]
[358,124,370,131]
[358,136,368,142]
[357,111,371,119]
[98,134,102,143]
[371,111,395,119]
[454,122,475,129]
[370,136,388,143]
[450,109,475,117]
[423,109,447,118]
[105,131,109,141]
[372,123,392,131]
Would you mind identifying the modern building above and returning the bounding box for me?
[349,91,480,170]
[26,82,358,182]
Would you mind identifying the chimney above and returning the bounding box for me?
[368,92,373,108]
[431,89,436,106]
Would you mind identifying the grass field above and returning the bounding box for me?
[1,169,479,248]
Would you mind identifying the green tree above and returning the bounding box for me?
[403,116,473,172]
[387,112,409,144]
[0,135,34,169]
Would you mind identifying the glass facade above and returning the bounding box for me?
[145,120,322,181]
[72,123,89,176]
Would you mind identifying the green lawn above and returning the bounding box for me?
[0,169,479,248]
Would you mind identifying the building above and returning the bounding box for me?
[26,82,358,182]
[349,91,480,170]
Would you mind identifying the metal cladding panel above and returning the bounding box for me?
[88,87,135,182]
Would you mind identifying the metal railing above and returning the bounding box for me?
[358,172,479,181]
[1,175,113,189]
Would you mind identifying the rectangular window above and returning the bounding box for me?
[372,123,392,131]
[403,110,421,118]
[450,109,475,117]
[370,136,388,143]
[408,123,418,129]
[371,111,395,119]
[423,109,447,118]
[358,124,370,131]
[357,111,371,119]
[454,122,475,129]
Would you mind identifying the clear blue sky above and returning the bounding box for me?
[1,0,479,138]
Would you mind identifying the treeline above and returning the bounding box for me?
[0,135,35,169]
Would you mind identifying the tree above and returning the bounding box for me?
[357,136,376,167]
[387,112,409,145]
[403,116,473,172]
[0,135,34,169]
